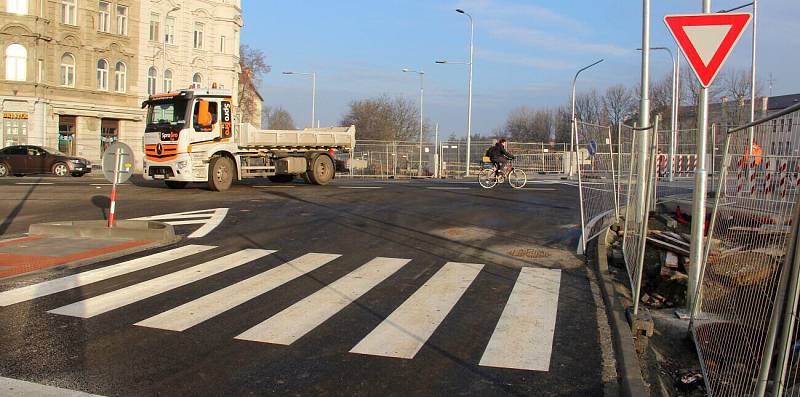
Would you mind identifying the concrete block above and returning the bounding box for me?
[626,307,655,337]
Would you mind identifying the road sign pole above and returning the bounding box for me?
[687,0,713,316]
[108,147,122,228]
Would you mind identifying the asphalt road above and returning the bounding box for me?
[0,174,612,396]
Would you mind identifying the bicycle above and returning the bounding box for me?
[478,157,527,189]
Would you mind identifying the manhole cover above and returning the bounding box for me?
[508,248,551,259]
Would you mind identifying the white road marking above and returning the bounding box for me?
[426,187,471,190]
[350,262,483,359]
[48,249,273,318]
[14,182,54,185]
[253,185,297,188]
[0,245,216,307]
[130,208,228,238]
[479,267,561,371]
[135,253,340,331]
[235,257,410,345]
[521,188,556,191]
[0,376,105,397]
[338,186,383,189]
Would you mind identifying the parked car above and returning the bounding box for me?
[0,145,92,177]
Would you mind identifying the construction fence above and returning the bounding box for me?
[338,140,568,179]
[690,103,800,397]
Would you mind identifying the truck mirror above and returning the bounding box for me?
[196,100,213,131]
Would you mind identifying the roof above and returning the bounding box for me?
[767,94,800,111]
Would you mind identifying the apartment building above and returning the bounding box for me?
[1,0,244,168]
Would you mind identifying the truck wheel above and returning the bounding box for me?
[268,175,294,183]
[165,181,188,189]
[208,156,234,191]
[308,155,334,185]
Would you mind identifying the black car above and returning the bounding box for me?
[0,145,92,177]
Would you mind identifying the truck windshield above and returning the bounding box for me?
[145,99,188,132]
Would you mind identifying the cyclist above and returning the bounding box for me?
[486,138,515,176]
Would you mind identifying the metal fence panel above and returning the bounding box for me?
[575,121,619,251]
[691,107,800,396]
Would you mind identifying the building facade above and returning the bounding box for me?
[1,0,143,164]
[0,0,243,169]
[137,0,242,105]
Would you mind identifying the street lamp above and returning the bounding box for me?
[402,68,425,176]
[718,1,758,153]
[283,71,317,128]
[638,47,680,181]
[436,8,474,176]
[162,5,181,92]
[569,59,604,177]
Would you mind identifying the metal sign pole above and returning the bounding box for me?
[108,147,122,228]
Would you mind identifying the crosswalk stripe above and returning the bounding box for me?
[134,253,341,332]
[48,249,274,318]
[0,245,216,307]
[235,257,410,345]
[350,262,483,359]
[479,267,561,371]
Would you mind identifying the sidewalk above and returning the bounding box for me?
[0,235,155,279]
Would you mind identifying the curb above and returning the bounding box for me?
[29,220,175,242]
[595,228,649,397]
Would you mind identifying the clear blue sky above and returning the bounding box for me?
[241,0,798,137]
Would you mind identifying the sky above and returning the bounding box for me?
[241,0,799,137]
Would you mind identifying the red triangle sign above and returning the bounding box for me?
[664,13,751,87]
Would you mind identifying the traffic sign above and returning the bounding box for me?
[664,13,751,87]
[102,142,134,184]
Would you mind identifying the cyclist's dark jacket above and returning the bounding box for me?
[487,142,514,161]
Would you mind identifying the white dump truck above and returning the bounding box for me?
[141,88,354,191]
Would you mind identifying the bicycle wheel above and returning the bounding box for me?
[478,168,498,189]
[508,169,527,189]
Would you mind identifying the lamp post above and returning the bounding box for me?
[436,8,474,176]
[569,59,604,177]
[402,68,425,176]
[718,1,757,153]
[638,46,680,181]
[162,5,180,92]
[283,71,316,128]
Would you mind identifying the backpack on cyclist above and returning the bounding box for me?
[485,146,498,159]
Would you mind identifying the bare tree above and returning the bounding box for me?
[574,90,605,125]
[496,106,553,142]
[238,45,271,125]
[262,106,296,130]
[602,84,635,126]
[340,95,426,141]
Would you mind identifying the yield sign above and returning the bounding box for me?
[664,13,752,87]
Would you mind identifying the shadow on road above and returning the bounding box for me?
[0,182,37,236]
[91,195,110,220]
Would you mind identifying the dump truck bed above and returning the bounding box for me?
[236,124,355,150]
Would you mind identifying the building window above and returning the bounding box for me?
[60,53,75,87]
[193,23,204,49]
[5,44,27,81]
[165,17,176,44]
[192,73,202,88]
[219,35,226,53]
[114,61,126,93]
[98,1,110,32]
[149,13,160,41]
[60,0,76,25]
[7,0,28,15]
[100,119,119,155]
[147,67,157,95]
[163,69,173,92]
[96,59,108,90]
[116,5,128,35]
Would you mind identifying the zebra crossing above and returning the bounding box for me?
[0,244,562,372]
